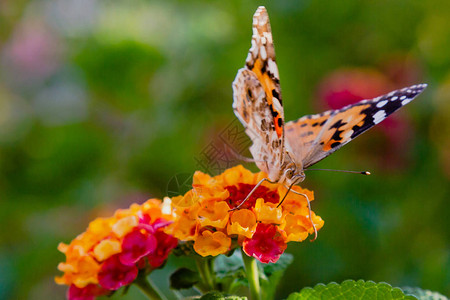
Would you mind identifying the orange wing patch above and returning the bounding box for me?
[245,6,283,138]
[232,6,286,182]
[285,112,332,150]
[319,104,370,152]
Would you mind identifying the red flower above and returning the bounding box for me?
[119,229,157,266]
[147,231,178,268]
[242,223,287,263]
[226,183,279,210]
[98,255,138,290]
[67,284,109,300]
[169,166,324,262]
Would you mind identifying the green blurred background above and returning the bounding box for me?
[1,0,449,299]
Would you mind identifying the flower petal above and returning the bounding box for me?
[119,229,157,266]
[194,230,231,257]
[98,255,138,290]
[227,209,257,238]
[243,223,287,263]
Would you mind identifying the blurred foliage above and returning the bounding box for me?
[0,0,449,299]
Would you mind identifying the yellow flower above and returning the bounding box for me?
[194,230,232,257]
[198,199,230,229]
[170,165,324,262]
[56,198,177,298]
[254,198,283,224]
[227,209,257,238]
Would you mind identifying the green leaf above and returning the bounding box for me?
[287,280,418,300]
[215,252,246,278]
[197,291,247,300]
[402,287,448,300]
[214,252,247,293]
[169,267,200,290]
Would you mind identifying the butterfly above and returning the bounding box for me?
[232,6,427,234]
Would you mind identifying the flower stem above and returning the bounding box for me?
[241,249,261,300]
[134,274,167,300]
[195,257,215,292]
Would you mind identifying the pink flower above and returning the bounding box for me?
[98,255,138,290]
[242,223,287,264]
[67,284,109,300]
[119,229,157,266]
[147,231,178,268]
[2,19,63,84]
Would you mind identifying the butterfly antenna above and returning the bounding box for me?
[306,168,371,175]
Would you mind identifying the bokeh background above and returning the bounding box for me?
[1,0,449,299]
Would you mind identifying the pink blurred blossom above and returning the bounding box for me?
[317,68,392,110]
[2,19,63,85]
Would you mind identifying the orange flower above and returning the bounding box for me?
[169,165,324,263]
[227,209,257,238]
[194,230,232,257]
[56,198,177,299]
[198,199,230,229]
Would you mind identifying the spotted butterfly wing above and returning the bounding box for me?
[234,6,427,181]
[285,84,427,169]
[232,6,285,181]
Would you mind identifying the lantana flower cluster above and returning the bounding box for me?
[55,199,178,299]
[168,165,324,263]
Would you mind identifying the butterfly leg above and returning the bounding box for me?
[228,177,274,211]
[283,188,318,242]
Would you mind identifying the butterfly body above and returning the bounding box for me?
[233,6,427,188]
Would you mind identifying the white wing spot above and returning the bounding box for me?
[267,59,279,79]
[402,98,412,105]
[245,52,252,64]
[272,97,283,112]
[400,95,407,100]
[250,39,257,53]
[391,96,398,101]
[373,110,386,124]
[376,100,388,108]
[260,46,267,60]
[258,18,265,27]
[261,36,267,45]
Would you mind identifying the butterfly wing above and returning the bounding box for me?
[233,6,285,181]
[285,84,427,169]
